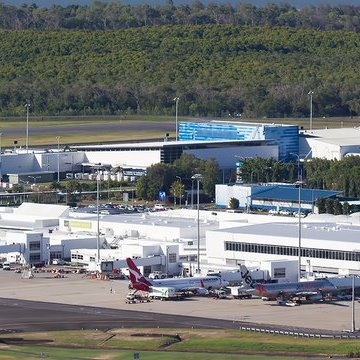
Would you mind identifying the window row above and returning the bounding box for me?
[29,241,40,251]
[225,242,360,262]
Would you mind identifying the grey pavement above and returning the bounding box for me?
[0,271,357,333]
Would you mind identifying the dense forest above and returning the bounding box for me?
[2,1,360,32]
[1,24,360,118]
[1,1,360,118]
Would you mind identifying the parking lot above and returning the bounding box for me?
[0,270,359,332]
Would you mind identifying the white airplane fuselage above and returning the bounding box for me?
[152,276,226,291]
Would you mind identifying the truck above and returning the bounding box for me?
[125,291,150,304]
[229,286,253,299]
[148,287,177,301]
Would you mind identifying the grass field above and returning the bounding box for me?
[1,328,360,359]
[0,114,359,147]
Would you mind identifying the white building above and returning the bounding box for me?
[206,217,360,276]
[301,127,360,160]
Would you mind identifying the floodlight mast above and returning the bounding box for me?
[25,102,31,153]
[308,90,314,131]
[191,173,203,274]
[173,97,180,141]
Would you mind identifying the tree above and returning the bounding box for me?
[317,198,326,214]
[333,199,343,215]
[343,201,350,215]
[229,197,239,209]
[170,179,185,205]
[136,175,148,199]
[325,198,335,214]
[137,163,174,200]
[200,158,221,199]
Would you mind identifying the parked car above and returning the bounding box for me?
[294,212,307,218]
[52,259,66,265]
[149,271,167,279]
[3,262,11,270]
[153,204,166,211]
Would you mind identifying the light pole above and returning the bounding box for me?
[191,173,202,274]
[291,152,302,281]
[25,101,30,153]
[173,96,180,141]
[56,136,60,182]
[46,243,51,266]
[0,132,2,181]
[352,274,356,332]
[95,164,101,263]
[308,90,314,131]
[191,179,194,209]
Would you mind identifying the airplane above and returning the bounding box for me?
[239,265,360,304]
[255,279,336,303]
[126,257,229,295]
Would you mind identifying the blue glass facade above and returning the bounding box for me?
[178,122,299,161]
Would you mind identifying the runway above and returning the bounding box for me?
[2,120,175,138]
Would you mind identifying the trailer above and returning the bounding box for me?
[229,286,253,299]
[148,287,177,301]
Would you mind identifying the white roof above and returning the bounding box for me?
[14,203,69,219]
[69,211,218,229]
[302,127,360,147]
[212,221,360,246]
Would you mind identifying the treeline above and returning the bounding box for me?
[136,154,221,201]
[1,25,360,118]
[242,156,360,198]
[2,1,360,32]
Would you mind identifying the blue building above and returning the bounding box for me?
[178,121,299,161]
[216,183,340,213]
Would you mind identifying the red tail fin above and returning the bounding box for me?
[126,258,152,291]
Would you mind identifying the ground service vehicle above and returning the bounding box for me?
[229,286,253,299]
[147,287,177,300]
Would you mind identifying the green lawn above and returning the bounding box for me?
[1,328,360,359]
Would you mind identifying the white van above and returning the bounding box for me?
[3,262,11,270]
[153,204,166,211]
